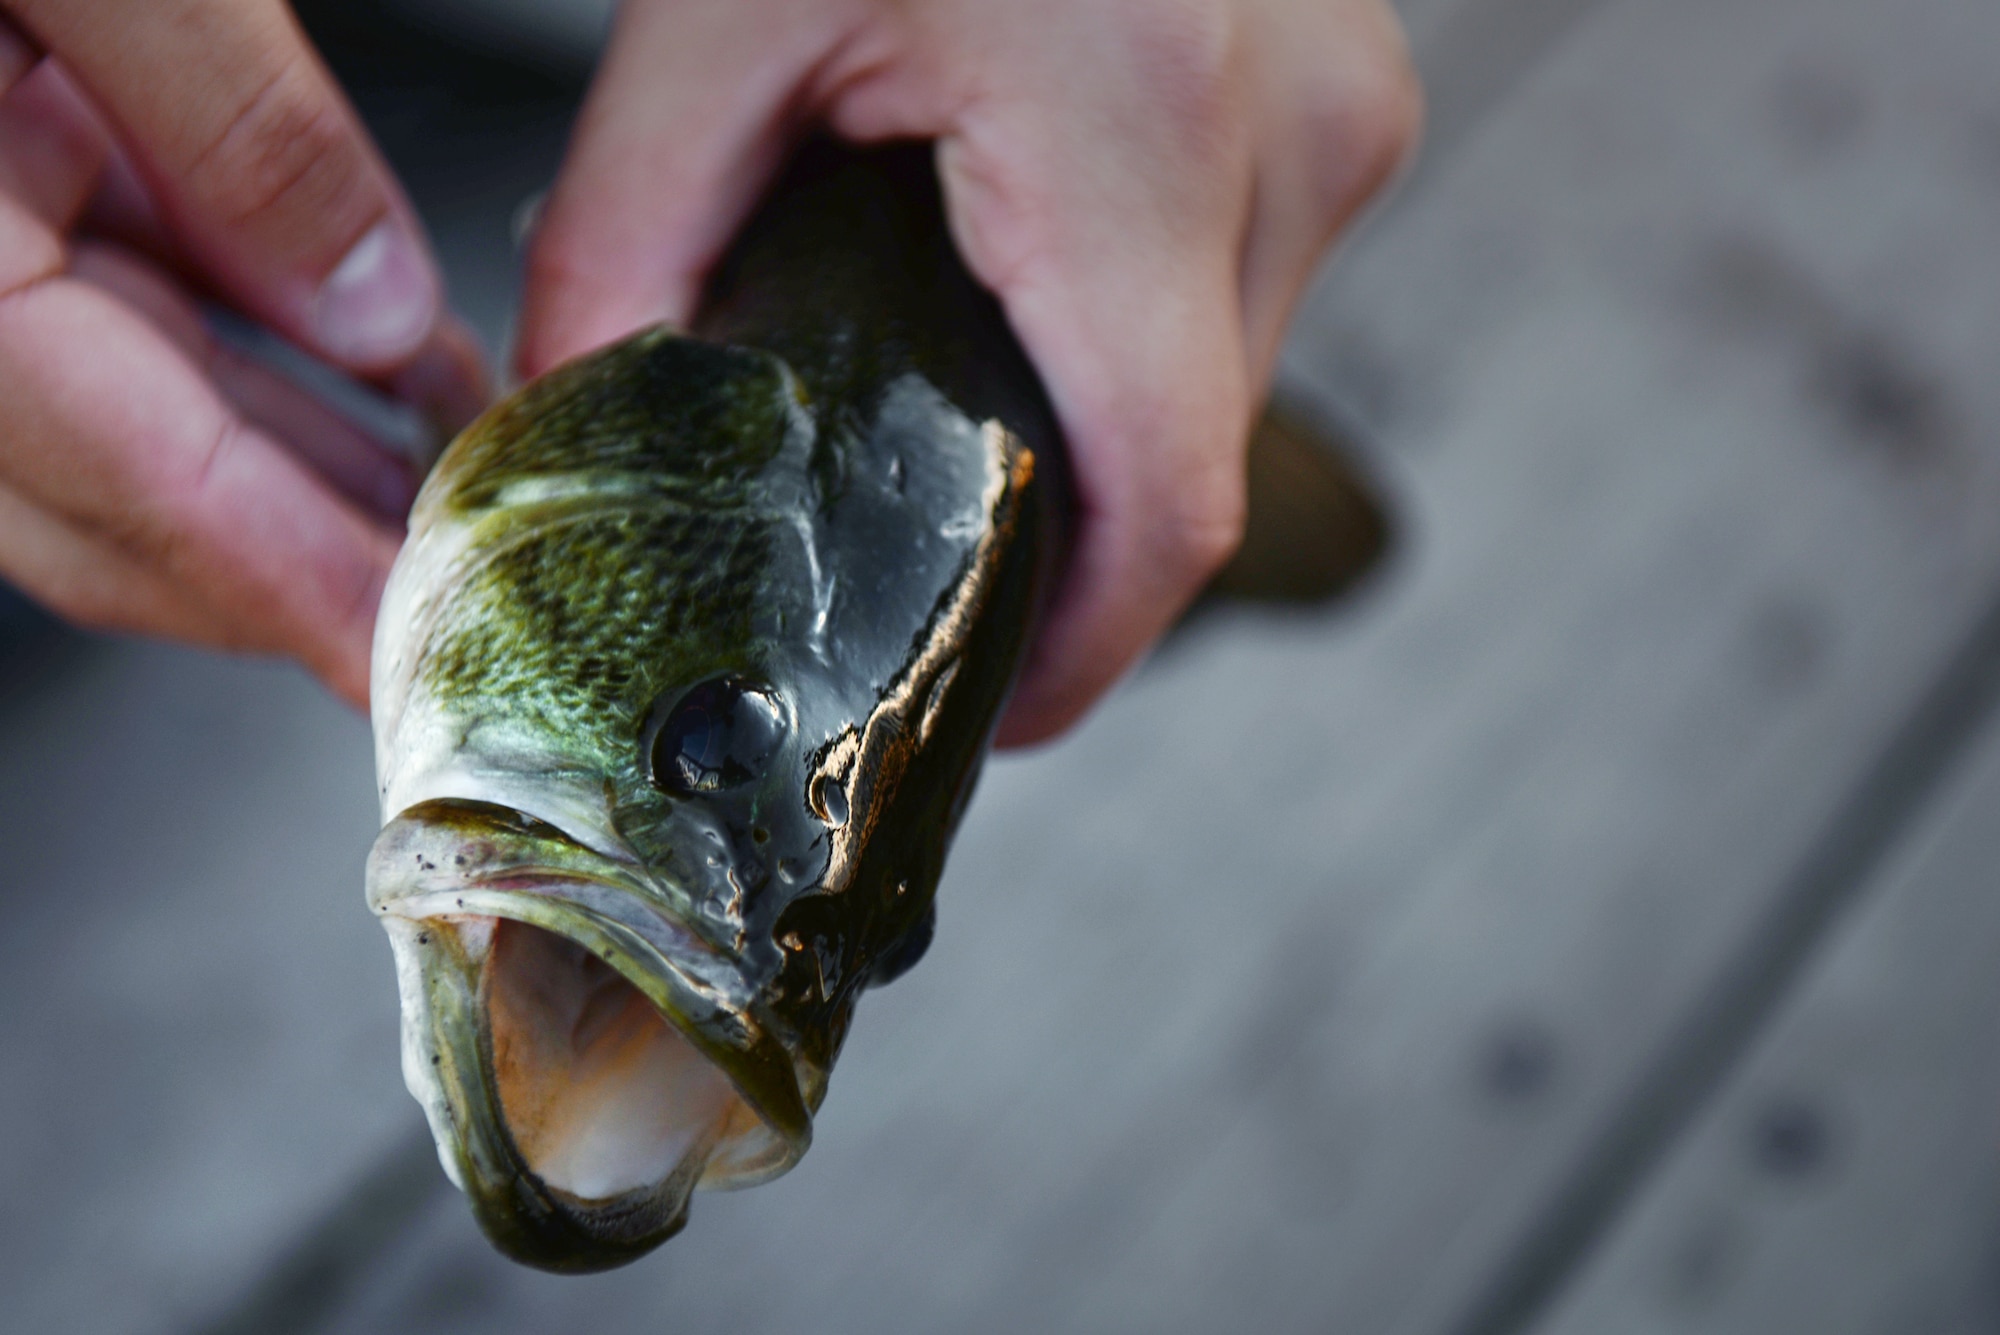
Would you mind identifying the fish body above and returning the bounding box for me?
[366,143,1062,1271]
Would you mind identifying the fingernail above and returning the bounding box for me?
[313,219,438,366]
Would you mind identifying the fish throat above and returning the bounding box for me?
[483,920,752,1200]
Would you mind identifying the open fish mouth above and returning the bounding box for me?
[366,798,812,1271]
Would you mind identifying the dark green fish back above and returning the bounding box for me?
[412,338,820,760]
[697,139,1067,517]
[441,338,801,511]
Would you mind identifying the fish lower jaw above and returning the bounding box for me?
[481,916,775,1200]
[381,902,803,1270]
[369,795,816,1266]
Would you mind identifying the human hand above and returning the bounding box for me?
[516,0,1419,744]
[0,0,487,708]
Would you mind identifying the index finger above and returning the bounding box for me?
[0,188,397,703]
[9,0,447,374]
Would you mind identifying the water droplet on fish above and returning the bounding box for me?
[939,510,982,542]
[651,678,789,796]
[817,779,850,828]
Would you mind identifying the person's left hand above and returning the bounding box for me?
[0,1,488,707]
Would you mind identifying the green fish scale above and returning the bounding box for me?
[418,506,773,756]
[437,334,797,516]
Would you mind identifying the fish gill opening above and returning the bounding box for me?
[482,919,769,1201]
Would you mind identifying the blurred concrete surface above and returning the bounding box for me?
[8,0,2000,1332]
[0,642,403,1334]
[1538,662,2000,1335]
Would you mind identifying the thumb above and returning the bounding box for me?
[515,0,857,377]
[12,0,442,373]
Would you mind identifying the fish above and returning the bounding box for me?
[1205,402,1392,609]
[364,140,1065,1272]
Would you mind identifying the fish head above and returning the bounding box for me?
[364,328,1045,1270]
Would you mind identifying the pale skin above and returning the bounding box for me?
[0,0,1419,744]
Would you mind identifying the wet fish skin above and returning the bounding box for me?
[366,141,1063,1271]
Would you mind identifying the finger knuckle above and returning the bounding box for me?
[38,581,124,635]
[169,418,242,534]
[1299,47,1425,210]
[935,138,1051,295]
[90,498,188,578]
[187,57,367,229]
[93,419,236,577]
[520,232,596,307]
[1159,471,1248,586]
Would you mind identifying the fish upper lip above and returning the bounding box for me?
[367,796,815,1161]
[369,798,753,1003]
[390,881,752,1038]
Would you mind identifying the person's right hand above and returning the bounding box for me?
[0,0,487,707]
[515,0,1420,747]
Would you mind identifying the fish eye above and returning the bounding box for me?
[648,676,789,796]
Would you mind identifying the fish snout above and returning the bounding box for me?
[366,798,813,1270]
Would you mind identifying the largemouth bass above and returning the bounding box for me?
[366,142,1064,1271]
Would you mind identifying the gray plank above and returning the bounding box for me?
[0,642,411,1335]
[256,0,2000,1331]
[1393,0,1618,168]
[1094,0,2000,1329]
[1530,675,2000,1334]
